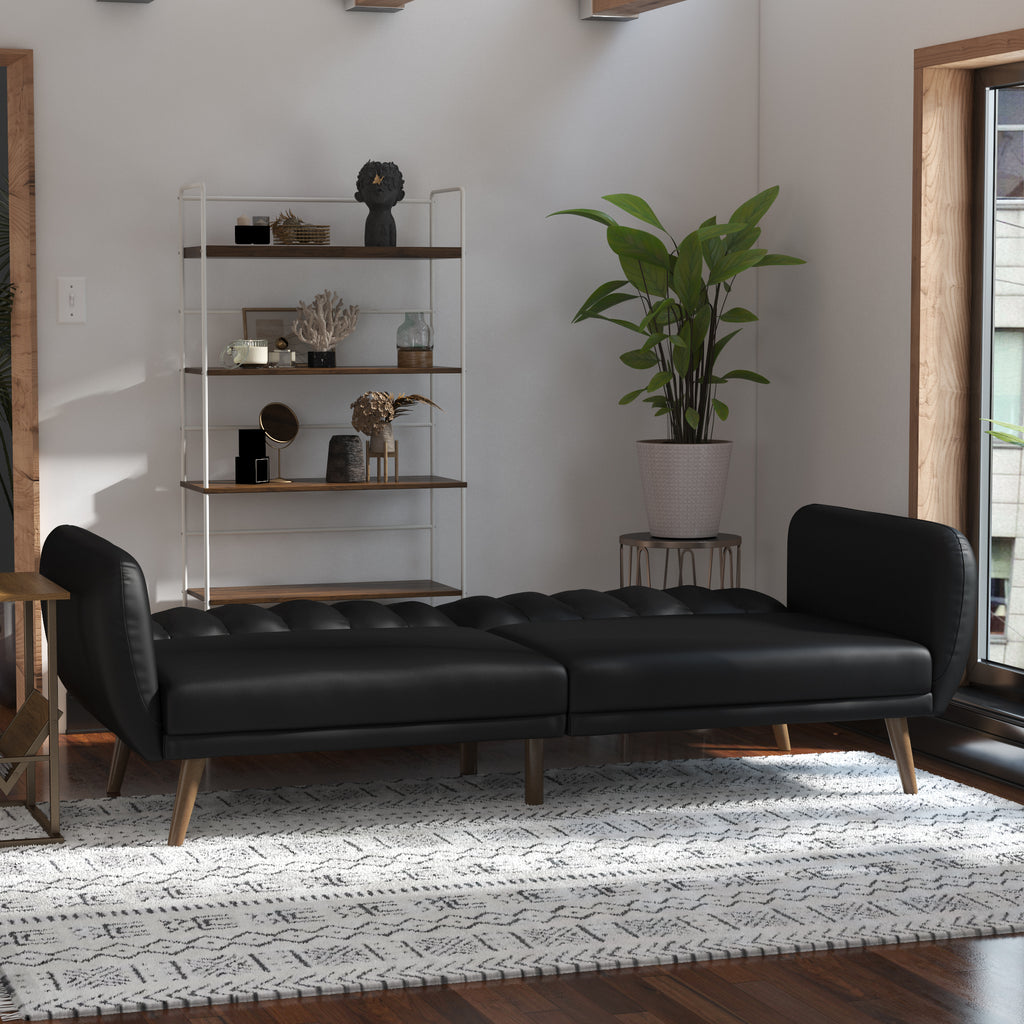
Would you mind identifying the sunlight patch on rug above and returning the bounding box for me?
[2,751,1023,1019]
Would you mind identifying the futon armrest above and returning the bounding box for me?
[787,504,977,710]
[40,525,164,760]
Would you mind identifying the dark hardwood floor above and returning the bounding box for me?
[6,723,1024,1024]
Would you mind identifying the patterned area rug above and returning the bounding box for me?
[2,751,1024,1019]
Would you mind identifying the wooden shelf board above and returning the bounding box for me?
[185,365,461,376]
[187,579,462,605]
[181,475,466,495]
[183,244,461,260]
[0,572,70,603]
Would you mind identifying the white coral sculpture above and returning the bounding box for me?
[292,290,359,352]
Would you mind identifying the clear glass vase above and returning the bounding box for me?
[396,312,433,368]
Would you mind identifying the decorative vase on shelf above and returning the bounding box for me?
[307,350,336,368]
[396,312,433,368]
[368,422,396,456]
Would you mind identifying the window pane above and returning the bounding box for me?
[993,329,1024,426]
[998,86,1024,127]
[997,130,1024,198]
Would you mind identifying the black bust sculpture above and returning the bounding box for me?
[355,160,405,247]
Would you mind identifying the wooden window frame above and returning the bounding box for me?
[912,30,1024,534]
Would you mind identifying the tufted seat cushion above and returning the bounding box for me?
[156,627,567,738]
[490,613,933,736]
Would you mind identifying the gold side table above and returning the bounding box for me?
[619,532,742,589]
[0,572,69,847]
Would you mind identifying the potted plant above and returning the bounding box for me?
[550,186,804,538]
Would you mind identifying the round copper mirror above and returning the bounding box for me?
[259,403,299,482]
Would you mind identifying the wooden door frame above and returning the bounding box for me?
[1,48,39,699]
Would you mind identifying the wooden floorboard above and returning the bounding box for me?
[3,722,1024,1024]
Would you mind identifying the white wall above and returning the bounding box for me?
[756,0,1024,599]
[2,0,761,606]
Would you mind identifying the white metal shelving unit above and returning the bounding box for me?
[177,182,466,609]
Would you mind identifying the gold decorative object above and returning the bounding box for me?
[271,209,330,245]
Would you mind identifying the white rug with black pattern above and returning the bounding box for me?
[2,750,1024,1019]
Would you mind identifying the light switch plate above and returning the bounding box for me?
[58,277,87,324]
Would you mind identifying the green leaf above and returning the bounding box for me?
[672,230,704,312]
[643,394,668,408]
[720,368,770,384]
[696,220,747,240]
[598,315,647,334]
[691,305,712,346]
[708,249,768,286]
[639,298,679,333]
[619,388,645,405]
[646,370,673,392]
[725,225,761,254]
[620,348,660,369]
[729,185,779,228]
[672,345,690,376]
[607,225,670,268]
[608,226,670,297]
[720,307,758,323]
[575,278,630,310]
[642,332,668,352]
[756,253,806,267]
[602,194,666,232]
[712,398,729,421]
[987,430,1024,446]
[548,208,619,227]
[711,329,741,364]
[684,407,700,431]
[573,291,636,323]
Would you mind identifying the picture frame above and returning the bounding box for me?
[241,308,301,352]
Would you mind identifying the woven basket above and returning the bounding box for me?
[272,223,330,246]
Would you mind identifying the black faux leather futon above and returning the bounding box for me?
[39,504,977,845]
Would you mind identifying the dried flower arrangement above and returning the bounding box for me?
[350,391,441,436]
[293,290,360,353]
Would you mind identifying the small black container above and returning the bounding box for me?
[307,351,336,368]
[235,456,269,485]
[234,224,270,244]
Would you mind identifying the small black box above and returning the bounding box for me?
[234,225,270,245]
[238,429,266,459]
[235,456,269,485]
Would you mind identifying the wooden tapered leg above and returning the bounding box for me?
[885,717,918,794]
[168,758,206,846]
[459,741,478,776]
[106,738,131,797]
[524,738,544,805]
[772,724,792,752]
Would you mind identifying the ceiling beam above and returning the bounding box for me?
[581,0,689,18]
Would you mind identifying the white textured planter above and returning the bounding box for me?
[636,439,732,539]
